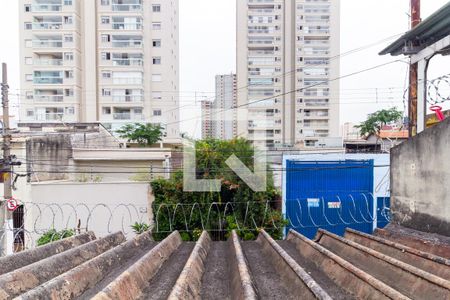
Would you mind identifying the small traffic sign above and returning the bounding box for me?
[6,198,18,211]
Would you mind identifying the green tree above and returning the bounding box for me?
[356,107,403,148]
[150,138,285,241]
[116,123,163,146]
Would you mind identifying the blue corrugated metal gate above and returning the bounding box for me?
[285,160,375,239]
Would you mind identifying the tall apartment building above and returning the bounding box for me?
[201,99,213,139]
[212,74,237,140]
[19,0,180,137]
[237,0,340,149]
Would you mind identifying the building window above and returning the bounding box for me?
[152,57,161,65]
[102,107,111,114]
[153,109,162,116]
[65,70,74,78]
[152,74,162,82]
[102,89,111,96]
[101,16,110,24]
[134,108,143,114]
[64,16,73,24]
[152,39,161,47]
[25,40,32,48]
[25,74,33,81]
[26,110,34,117]
[65,107,75,115]
[102,71,111,79]
[26,91,33,99]
[152,22,161,30]
[101,52,111,60]
[64,0,73,5]
[152,4,161,12]
[24,4,31,12]
[101,0,110,5]
[25,57,33,65]
[64,52,74,61]
[65,89,74,96]
[64,34,74,43]
[24,23,32,30]
[152,92,162,99]
[101,34,111,43]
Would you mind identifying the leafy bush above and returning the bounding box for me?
[37,229,74,246]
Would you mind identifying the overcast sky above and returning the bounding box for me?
[1,0,449,137]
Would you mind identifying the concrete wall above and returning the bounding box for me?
[390,118,450,236]
[25,181,153,246]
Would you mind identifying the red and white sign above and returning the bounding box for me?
[6,198,18,211]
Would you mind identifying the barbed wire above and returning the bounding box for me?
[427,73,450,105]
[0,195,391,256]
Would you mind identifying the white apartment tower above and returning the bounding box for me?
[19,0,180,137]
[201,100,213,139]
[212,74,237,140]
[237,0,340,148]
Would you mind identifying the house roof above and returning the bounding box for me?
[0,226,448,299]
[378,130,409,139]
[380,2,450,56]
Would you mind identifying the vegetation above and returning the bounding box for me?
[356,107,403,151]
[37,229,74,246]
[131,222,150,234]
[356,107,403,138]
[150,138,286,241]
[117,123,164,146]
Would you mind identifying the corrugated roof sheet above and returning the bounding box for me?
[380,2,450,56]
[0,226,449,299]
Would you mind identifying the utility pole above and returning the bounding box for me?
[1,63,13,255]
[408,0,421,137]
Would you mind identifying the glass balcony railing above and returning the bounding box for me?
[34,95,64,102]
[33,22,62,30]
[111,4,142,11]
[112,23,142,30]
[112,95,143,102]
[35,113,64,121]
[33,40,63,47]
[112,58,143,66]
[33,22,63,30]
[34,77,63,84]
[113,113,131,120]
[112,78,143,84]
[34,59,63,66]
[32,4,62,12]
[111,40,143,48]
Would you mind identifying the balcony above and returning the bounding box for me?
[35,113,64,121]
[33,21,62,30]
[111,39,143,48]
[112,95,143,102]
[34,77,63,84]
[34,58,63,66]
[112,22,142,30]
[112,78,143,85]
[112,58,143,66]
[33,39,63,48]
[32,4,62,12]
[34,95,64,102]
[112,4,142,12]
[113,112,130,120]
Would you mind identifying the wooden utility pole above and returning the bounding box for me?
[1,63,13,255]
[408,0,421,137]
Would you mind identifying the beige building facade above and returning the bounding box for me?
[19,0,180,137]
[237,0,340,148]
